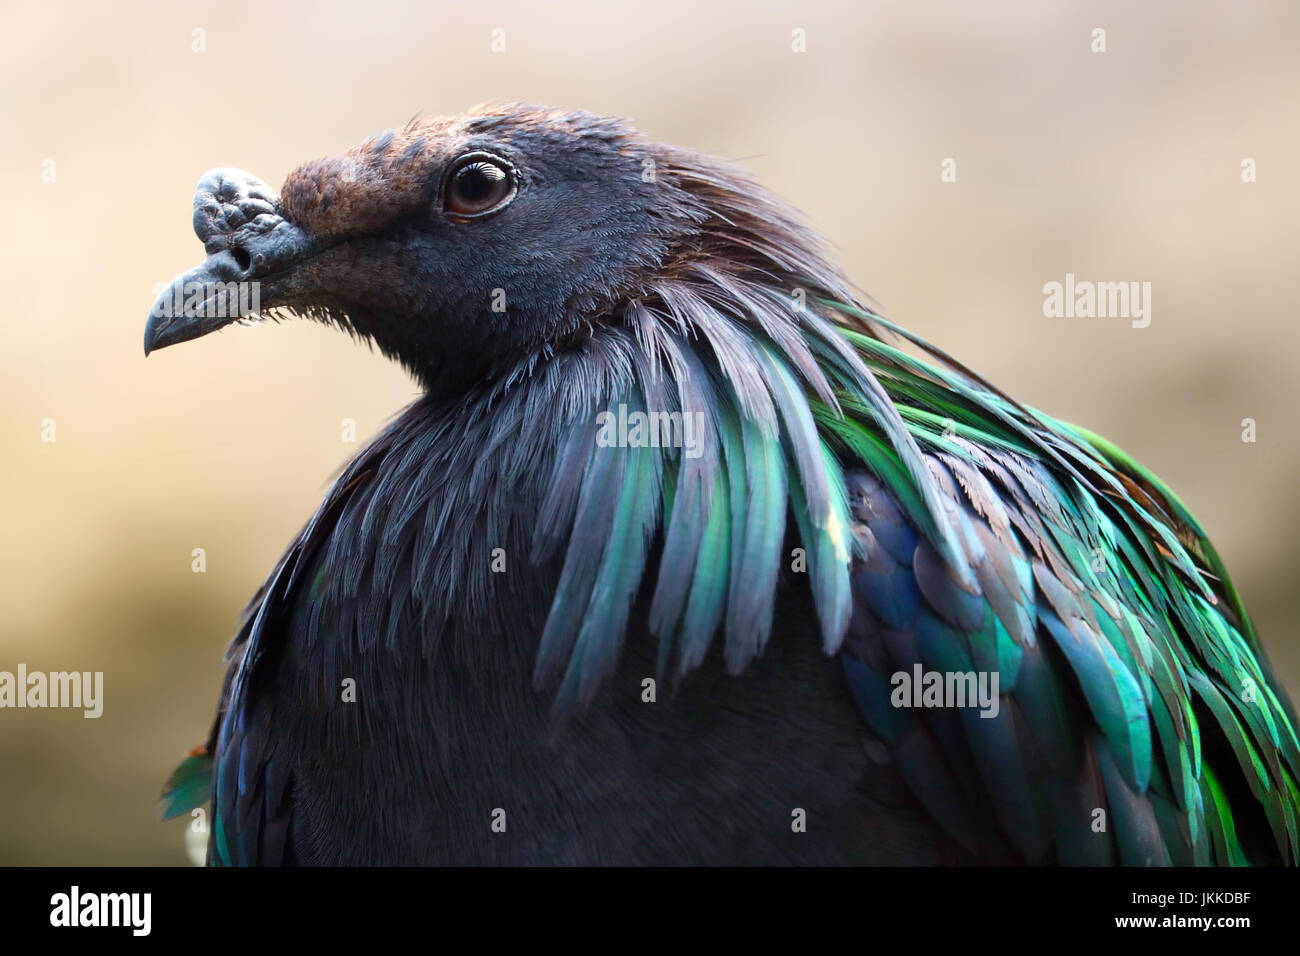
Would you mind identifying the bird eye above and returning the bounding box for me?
[444,154,516,219]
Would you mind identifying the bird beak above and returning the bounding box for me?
[144,167,323,355]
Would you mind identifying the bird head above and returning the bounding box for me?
[143,103,853,394]
[142,104,925,704]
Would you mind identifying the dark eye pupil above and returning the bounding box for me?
[454,162,505,206]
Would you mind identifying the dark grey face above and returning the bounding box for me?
[144,105,703,388]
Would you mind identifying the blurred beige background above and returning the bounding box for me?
[1,0,1296,863]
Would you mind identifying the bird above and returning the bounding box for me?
[146,103,1299,865]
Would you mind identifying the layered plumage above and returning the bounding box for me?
[151,105,1299,865]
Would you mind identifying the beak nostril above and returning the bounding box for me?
[231,245,252,273]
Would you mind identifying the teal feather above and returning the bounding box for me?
[160,752,212,821]
[675,467,732,674]
[787,443,852,651]
[555,390,663,707]
[723,408,787,671]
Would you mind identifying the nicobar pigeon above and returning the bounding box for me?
[147,104,1300,866]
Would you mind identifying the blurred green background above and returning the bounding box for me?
[1,0,1297,863]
